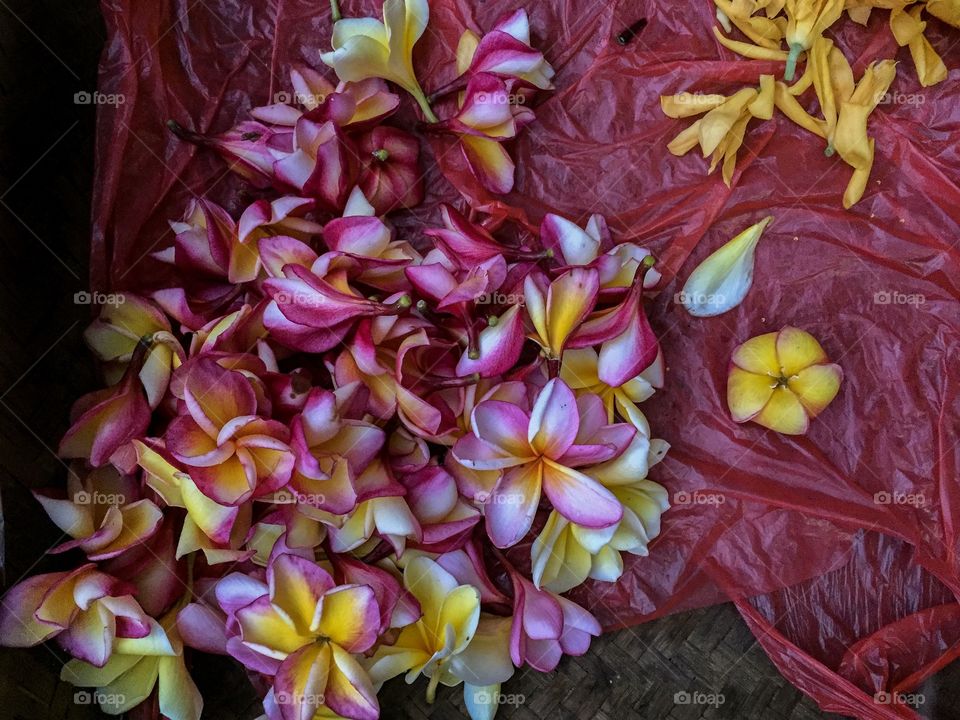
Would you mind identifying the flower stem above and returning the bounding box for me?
[412,89,439,123]
[329,0,341,22]
[784,43,803,82]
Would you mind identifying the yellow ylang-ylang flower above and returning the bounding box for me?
[663,75,775,186]
[783,0,845,80]
[832,58,897,207]
[714,0,787,51]
[727,326,843,435]
[926,0,960,27]
[889,4,948,87]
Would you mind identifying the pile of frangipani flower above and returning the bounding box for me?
[0,3,675,720]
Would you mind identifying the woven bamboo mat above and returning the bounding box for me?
[1,0,957,718]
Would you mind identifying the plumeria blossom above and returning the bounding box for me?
[34,465,163,561]
[322,0,437,121]
[84,293,184,407]
[233,196,324,283]
[164,357,295,505]
[168,119,293,191]
[58,345,152,469]
[61,609,203,720]
[220,553,381,720]
[288,385,383,515]
[524,267,600,361]
[356,125,425,213]
[6,9,673,720]
[531,433,670,592]
[540,213,662,293]
[561,347,664,433]
[728,326,843,434]
[455,9,556,90]
[0,565,152,665]
[431,73,535,194]
[251,70,400,131]
[154,198,246,329]
[274,117,358,211]
[453,378,631,548]
[367,557,513,703]
[507,566,601,671]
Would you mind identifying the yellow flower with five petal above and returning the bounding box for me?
[727,326,843,435]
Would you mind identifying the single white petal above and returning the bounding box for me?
[680,216,772,317]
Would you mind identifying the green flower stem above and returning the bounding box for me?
[412,88,439,123]
[784,43,803,82]
[329,0,341,22]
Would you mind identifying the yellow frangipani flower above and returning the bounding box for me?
[727,326,843,435]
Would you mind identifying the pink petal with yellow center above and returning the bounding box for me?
[268,554,334,634]
[460,135,515,195]
[541,459,623,529]
[453,432,529,471]
[472,400,532,459]
[727,367,777,423]
[731,331,779,375]
[789,363,843,416]
[545,269,599,356]
[86,500,163,560]
[236,596,310,658]
[486,461,543,548]
[183,359,257,436]
[317,585,379,653]
[57,602,115,667]
[753,386,810,435]
[166,416,231,466]
[191,455,255,506]
[528,379,579,458]
[776,326,830,376]
[273,642,331,720]
[325,643,380,720]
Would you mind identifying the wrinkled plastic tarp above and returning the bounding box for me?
[92,0,960,717]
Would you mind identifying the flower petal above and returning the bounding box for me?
[528,379,579,458]
[541,459,622,529]
[680,216,772,317]
[731,331,779,375]
[485,462,542,548]
[727,367,776,423]
[752,386,810,435]
[776,326,829,376]
[789,363,843,416]
[317,585,380,653]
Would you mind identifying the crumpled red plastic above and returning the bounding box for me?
[91,0,960,717]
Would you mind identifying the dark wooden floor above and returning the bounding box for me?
[0,1,951,719]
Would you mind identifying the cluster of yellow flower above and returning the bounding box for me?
[662,0,958,207]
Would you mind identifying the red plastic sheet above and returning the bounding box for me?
[91,0,960,716]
